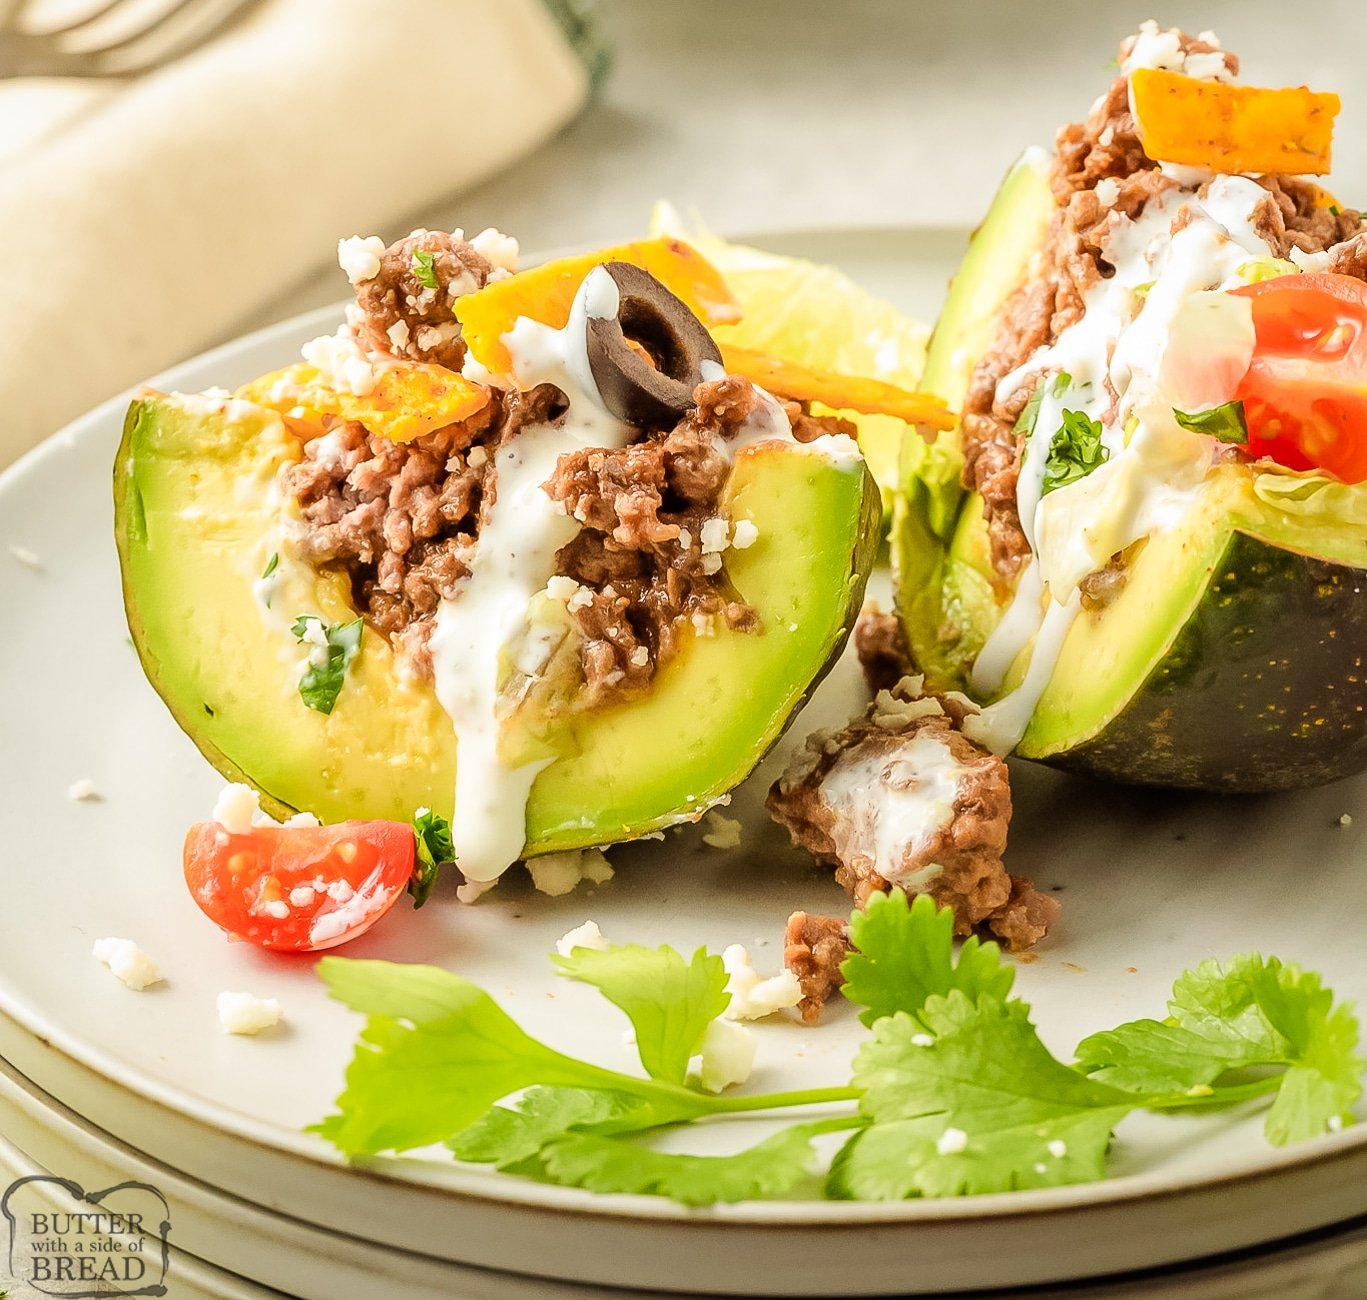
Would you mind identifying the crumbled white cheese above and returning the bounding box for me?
[699,517,730,554]
[258,900,290,921]
[527,848,614,897]
[301,327,380,397]
[629,645,650,668]
[93,938,163,990]
[217,991,283,1036]
[676,528,693,550]
[67,778,98,801]
[701,553,723,576]
[937,1127,969,1155]
[487,267,514,284]
[337,235,386,285]
[555,920,610,957]
[288,885,317,908]
[325,879,354,903]
[701,810,743,850]
[871,676,946,729]
[387,319,411,352]
[213,783,261,836]
[698,1018,755,1093]
[467,445,488,469]
[1094,178,1120,208]
[470,227,520,274]
[283,811,321,828]
[546,574,580,603]
[7,544,40,568]
[1047,1139,1068,1159]
[721,944,802,1020]
[567,587,594,613]
[730,519,759,550]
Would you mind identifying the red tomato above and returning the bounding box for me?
[1231,272,1367,483]
[184,820,414,951]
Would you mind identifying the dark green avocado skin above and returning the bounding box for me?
[1049,532,1367,792]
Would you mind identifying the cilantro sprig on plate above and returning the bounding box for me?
[312,891,1361,1205]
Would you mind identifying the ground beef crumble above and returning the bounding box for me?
[854,605,917,694]
[280,234,767,701]
[961,29,1367,586]
[767,677,1059,955]
[353,229,491,371]
[783,911,851,1025]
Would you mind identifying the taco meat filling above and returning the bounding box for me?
[961,29,1367,586]
[277,230,801,707]
[768,676,1059,952]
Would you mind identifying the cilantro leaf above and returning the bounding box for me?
[1077,954,1362,1142]
[410,806,454,908]
[840,890,1013,1027]
[827,1107,1122,1199]
[845,993,1141,1196]
[1173,400,1248,445]
[1014,370,1071,438]
[1042,409,1108,495]
[261,551,279,580]
[450,1087,663,1169]
[552,945,729,1084]
[312,959,641,1156]
[292,615,362,715]
[411,248,440,291]
[538,1120,848,1206]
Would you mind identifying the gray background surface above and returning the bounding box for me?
[264,0,1367,324]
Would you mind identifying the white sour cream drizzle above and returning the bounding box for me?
[967,58,1284,753]
[431,267,630,885]
[819,732,967,889]
[431,271,856,887]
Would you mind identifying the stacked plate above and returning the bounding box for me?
[1,231,1365,1299]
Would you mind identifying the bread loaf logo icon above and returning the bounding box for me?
[2,1177,170,1297]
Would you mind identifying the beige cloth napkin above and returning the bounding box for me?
[0,0,591,465]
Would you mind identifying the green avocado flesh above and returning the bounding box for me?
[115,392,880,845]
[893,153,1367,792]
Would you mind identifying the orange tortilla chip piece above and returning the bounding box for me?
[239,362,490,444]
[456,238,740,374]
[1130,68,1339,176]
[720,344,955,432]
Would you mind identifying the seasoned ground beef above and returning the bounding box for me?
[854,605,916,695]
[767,677,1059,949]
[545,387,764,706]
[353,229,491,371]
[783,911,851,1025]
[961,30,1367,586]
[280,370,761,700]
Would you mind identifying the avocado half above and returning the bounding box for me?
[893,152,1367,792]
[115,391,881,848]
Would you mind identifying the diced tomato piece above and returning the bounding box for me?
[1231,272,1367,483]
[184,820,414,952]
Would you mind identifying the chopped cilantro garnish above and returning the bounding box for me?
[1174,400,1249,445]
[313,890,1362,1205]
[411,249,440,291]
[410,807,454,907]
[1042,409,1108,495]
[1330,204,1342,217]
[1014,371,1072,438]
[291,615,362,715]
[261,552,279,579]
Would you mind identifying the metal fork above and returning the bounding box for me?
[0,0,258,79]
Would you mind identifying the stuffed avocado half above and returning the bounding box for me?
[116,237,886,889]
[894,27,1367,793]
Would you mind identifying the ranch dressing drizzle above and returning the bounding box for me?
[819,731,966,889]
[430,268,630,887]
[969,137,1278,753]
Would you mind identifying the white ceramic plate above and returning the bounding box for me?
[1,229,1365,1297]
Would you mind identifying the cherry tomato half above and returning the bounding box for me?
[184,820,415,951]
[1231,272,1367,483]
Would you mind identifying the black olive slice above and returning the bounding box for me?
[585,261,723,428]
